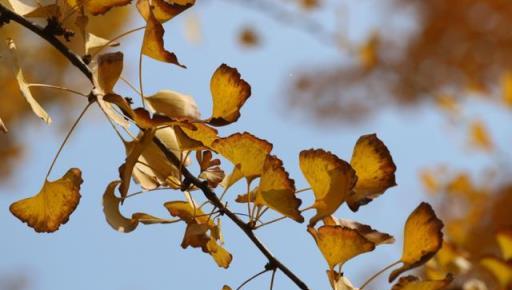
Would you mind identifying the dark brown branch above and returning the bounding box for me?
[0,4,310,289]
[0,3,92,80]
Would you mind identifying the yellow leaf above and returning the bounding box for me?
[136,0,194,23]
[7,38,51,124]
[207,238,232,268]
[209,64,251,126]
[24,4,61,18]
[358,33,379,70]
[67,0,131,15]
[389,202,444,282]
[469,120,493,152]
[391,275,453,290]
[327,271,358,290]
[140,6,185,67]
[212,132,272,183]
[299,149,357,226]
[93,52,123,94]
[255,155,303,222]
[222,286,232,290]
[102,181,174,233]
[480,257,512,288]
[181,222,210,249]
[348,133,396,211]
[308,225,375,270]
[501,71,512,108]
[119,129,156,198]
[497,228,512,261]
[323,217,394,245]
[145,90,200,120]
[164,200,211,225]
[0,117,7,133]
[177,123,219,150]
[85,33,119,55]
[10,168,82,233]
[7,0,35,15]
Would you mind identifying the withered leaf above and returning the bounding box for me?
[391,275,453,290]
[136,0,194,23]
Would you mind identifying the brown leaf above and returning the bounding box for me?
[323,217,394,245]
[391,275,453,290]
[136,0,194,23]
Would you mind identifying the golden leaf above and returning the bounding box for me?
[24,4,61,18]
[136,0,194,23]
[93,52,123,94]
[469,120,493,152]
[323,217,394,245]
[176,124,219,150]
[67,0,131,15]
[212,132,272,183]
[480,257,512,288]
[102,181,174,233]
[497,228,512,261]
[140,6,185,67]
[389,202,444,282]
[207,238,232,268]
[501,71,512,109]
[145,90,200,120]
[308,225,375,270]
[181,222,210,249]
[10,168,82,233]
[348,133,396,211]
[85,33,119,55]
[327,271,358,290]
[119,129,156,198]
[164,200,211,225]
[299,149,357,226]
[0,118,7,133]
[7,38,51,124]
[208,64,251,126]
[254,155,303,222]
[391,275,453,290]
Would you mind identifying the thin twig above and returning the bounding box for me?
[28,83,88,97]
[236,268,270,290]
[359,260,401,290]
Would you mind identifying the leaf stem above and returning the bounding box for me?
[91,26,146,58]
[295,187,312,194]
[359,260,401,290]
[28,83,88,97]
[254,215,287,229]
[45,102,92,180]
[138,45,146,108]
[236,268,270,290]
[270,270,277,290]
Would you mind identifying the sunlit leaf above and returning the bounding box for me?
[212,132,272,183]
[145,90,200,120]
[391,275,453,290]
[7,0,35,15]
[24,4,60,18]
[358,33,379,70]
[139,6,185,67]
[136,0,194,23]
[501,71,512,109]
[348,133,396,211]
[255,155,304,222]
[389,202,444,282]
[308,225,375,270]
[327,271,358,290]
[67,0,131,15]
[197,150,225,188]
[497,228,512,261]
[181,221,210,249]
[7,38,51,124]
[468,120,493,152]
[323,217,394,245]
[10,168,82,233]
[102,181,174,233]
[94,52,124,94]
[207,237,232,268]
[480,257,512,288]
[86,33,119,55]
[208,64,251,126]
[176,124,219,150]
[299,149,357,226]
[0,118,7,133]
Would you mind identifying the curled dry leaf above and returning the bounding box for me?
[10,168,82,233]
[212,132,272,184]
[299,149,357,227]
[256,155,303,222]
[208,64,251,126]
[308,225,375,270]
[391,275,453,290]
[139,5,185,67]
[145,90,200,120]
[348,133,396,211]
[327,270,358,290]
[323,216,394,245]
[197,151,225,188]
[0,118,7,133]
[66,0,130,15]
[102,181,174,233]
[7,0,36,15]
[480,256,512,288]
[136,0,195,23]
[497,228,512,261]
[7,38,51,124]
[389,202,444,282]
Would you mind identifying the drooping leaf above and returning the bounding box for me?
[145,90,200,120]
[197,150,224,188]
[139,5,185,67]
[308,225,375,270]
[323,216,394,245]
[136,0,194,23]
[348,133,396,211]
[327,271,358,290]
[480,256,512,288]
[389,202,444,282]
[212,132,272,183]
[391,275,453,290]
[208,64,251,126]
[497,228,512,261]
[102,181,174,233]
[10,168,82,233]
[7,38,51,124]
[181,222,210,249]
[93,52,124,94]
[255,155,304,222]
[299,149,357,226]
[174,123,219,151]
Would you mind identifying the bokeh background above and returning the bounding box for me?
[1,0,512,289]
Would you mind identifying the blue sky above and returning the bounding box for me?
[1,1,510,290]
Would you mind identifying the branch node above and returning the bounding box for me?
[44,17,74,41]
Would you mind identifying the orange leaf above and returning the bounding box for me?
[323,217,394,245]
